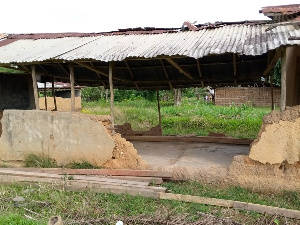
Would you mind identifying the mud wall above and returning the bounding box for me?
[215,87,280,107]
[249,105,300,164]
[286,46,300,107]
[0,110,114,167]
[39,97,81,111]
[229,155,300,192]
[0,73,35,110]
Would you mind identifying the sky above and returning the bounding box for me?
[1,0,299,33]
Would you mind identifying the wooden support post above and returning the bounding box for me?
[69,63,75,112]
[270,74,274,110]
[156,89,162,134]
[31,65,39,110]
[44,81,48,111]
[51,76,57,111]
[196,59,205,87]
[281,49,287,111]
[233,54,237,85]
[109,62,115,135]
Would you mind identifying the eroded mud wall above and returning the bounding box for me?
[0,73,35,110]
[0,110,114,167]
[249,106,300,164]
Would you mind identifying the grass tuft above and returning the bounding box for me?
[24,153,58,168]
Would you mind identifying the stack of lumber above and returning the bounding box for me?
[1,168,300,219]
[0,168,172,199]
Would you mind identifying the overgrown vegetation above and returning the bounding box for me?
[1,182,299,224]
[0,66,24,74]
[82,97,271,139]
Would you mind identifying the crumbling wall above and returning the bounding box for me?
[82,115,149,170]
[249,105,300,164]
[0,110,114,167]
[229,155,300,192]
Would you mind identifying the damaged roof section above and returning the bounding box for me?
[260,4,300,22]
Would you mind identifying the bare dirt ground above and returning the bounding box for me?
[132,141,249,182]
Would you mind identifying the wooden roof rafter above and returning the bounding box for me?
[165,58,194,80]
[124,60,139,90]
[75,61,128,83]
[196,59,204,88]
[160,59,173,89]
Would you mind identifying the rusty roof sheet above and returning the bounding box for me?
[0,34,7,40]
[0,23,299,64]
[260,4,300,22]
[260,4,300,15]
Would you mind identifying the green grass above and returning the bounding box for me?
[163,181,300,211]
[0,182,299,224]
[82,98,271,139]
[0,214,42,225]
[0,66,25,74]
[24,153,99,169]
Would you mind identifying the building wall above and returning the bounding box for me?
[0,73,35,110]
[215,87,281,107]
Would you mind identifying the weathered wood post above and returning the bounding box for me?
[51,76,57,111]
[44,81,48,111]
[156,89,162,135]
[69,63,75,112]
[270,74,274,110]
[31,65,39,110]
[280,49,287,111]
[109,62,115,135]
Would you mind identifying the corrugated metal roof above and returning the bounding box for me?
[0,37,98,63]
[0,24,299,64]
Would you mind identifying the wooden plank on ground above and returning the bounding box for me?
[0,175,161,199]
[124,135,253,145]
[0,174,166,193]
[233,201,300,220]
[65,183,160,199]
[0,169,149,186]
[0,170,167,192]
[1,168,172,178]
[160,193,234,208]
[0,168,164,184]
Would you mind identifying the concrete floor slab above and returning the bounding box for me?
[132,141,250,181]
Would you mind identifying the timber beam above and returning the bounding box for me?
[124,60,139,89]
[160,59,173,89]
[165,58,194,80]
[75,62,127,83]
